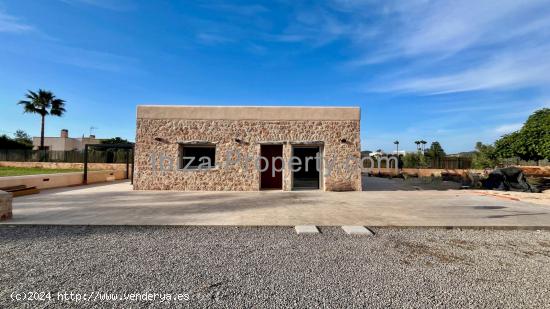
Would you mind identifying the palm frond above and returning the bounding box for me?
[18,89,65,117]
[50,98,66,116]
[25,90,38,100]
[18,101,40,114]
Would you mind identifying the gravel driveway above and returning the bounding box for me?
[1,226,549,308]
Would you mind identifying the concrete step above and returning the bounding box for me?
[342,226,374,236]
[294,225,319,234]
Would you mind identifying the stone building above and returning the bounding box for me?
[32,129,100,151]
[134,105,361,191]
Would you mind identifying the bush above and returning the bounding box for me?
[0,134,32,150]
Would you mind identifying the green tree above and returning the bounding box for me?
[99,137,133,163]
[426,142,446,158]
[18,89,66,150]
[0,134,32,149]
[402,152,420,168]
[494,108,550,164]
[13,130,32,147]
[472,142,498,169]
[100,137,132,145]
[520,108,550,162]
[425,141,446,167]
[420,140,427,152]
[494,131,524,159]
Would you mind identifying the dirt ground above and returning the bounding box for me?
[472,189,550,206]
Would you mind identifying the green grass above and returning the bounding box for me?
[0,166,82,177]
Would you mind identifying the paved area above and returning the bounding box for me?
[361,175,464,191]
[1,226,549,308]
[3,179,550,226]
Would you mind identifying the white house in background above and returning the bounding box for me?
[32,129,100,151]
[369,150,408,157]
[390,150,407,156]
[369,150,386,157]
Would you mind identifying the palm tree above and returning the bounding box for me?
[393,140,399,155]
[420,140,427,152]
[414,140,421,151]
[18,89,66,150]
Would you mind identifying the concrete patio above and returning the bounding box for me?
[2,178,550,227]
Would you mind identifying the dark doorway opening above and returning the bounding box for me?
[260,144,283,190]
[292,146,321,190]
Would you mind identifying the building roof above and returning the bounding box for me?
[137,105,360,121]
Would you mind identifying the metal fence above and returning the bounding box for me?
[361,155,473,169]
[426,157,472,169]
[0,149,130,163]
[500,158,550,167]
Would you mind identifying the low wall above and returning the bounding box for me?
[368,166,550,178]
[0,170,127,191]
[519,166,550,177]
[0,190,12,220]
[401,168,486,177]
[0,161,128,171]
[368,168,484,177]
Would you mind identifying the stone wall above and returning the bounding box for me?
[0,190,12,221]
[371,168,485,177]
[372,166,550,178]
[134,119,361,191]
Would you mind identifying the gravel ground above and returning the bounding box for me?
[1,226,549,308]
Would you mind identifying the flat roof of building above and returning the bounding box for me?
[137,105,360,121]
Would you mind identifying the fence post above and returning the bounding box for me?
[83,144,88,184]
[131,148,134,185]
[125,149,130,179]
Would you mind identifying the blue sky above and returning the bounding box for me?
[1,0,549,153]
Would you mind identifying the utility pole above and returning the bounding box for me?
[394,140,399,155]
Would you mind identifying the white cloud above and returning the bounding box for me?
[200,4,268,16]
[494,123,523,134]
[196,33,234,45]
[349,0,550,94]
[0,11,33,33]
[0,41,139,72]
[260,5,353,46]
[376,45,550,94]
[341,0,550,58]
[50,46,139,72]
[60,0,136,11]
[395,0,543,55]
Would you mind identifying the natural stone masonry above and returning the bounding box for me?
[0,190,13,221]
[134,106,361,191]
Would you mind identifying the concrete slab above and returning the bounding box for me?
[2,178,550,227]
[295,225,319,234]
[342,226,374,235]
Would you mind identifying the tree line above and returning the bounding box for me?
[368,108,548,169]
[472,108,549,168]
